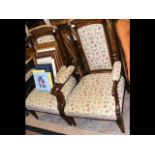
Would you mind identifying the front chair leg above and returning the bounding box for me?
[29,110,39,119]
[59,107,76,126]
[69,117,76,126]
[56,91,76,126]
[58,101,73,126]
[61,114,73,126]
[116,116,125,133]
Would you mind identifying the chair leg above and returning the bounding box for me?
[29,110,39,119]
[125,81,130,94]
[116,116,125,133]
[69,117,76,126]
[57,94,76,126]
[61,115,73,126]
[60,114,76,126]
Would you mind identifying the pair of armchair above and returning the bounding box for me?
[25,19,126,133]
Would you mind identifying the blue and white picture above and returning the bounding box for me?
[33,72,51,92]
[38,76,47,88]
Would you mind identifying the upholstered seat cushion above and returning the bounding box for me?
[65,73,125,120]
[26,76,77,114]
[26,89,59,114]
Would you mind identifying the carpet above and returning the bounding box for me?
[26,91,130,135]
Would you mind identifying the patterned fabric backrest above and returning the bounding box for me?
[77,24,112,70]
[36,35,55,44]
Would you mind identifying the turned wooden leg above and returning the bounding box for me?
[56,92,77,126]
[113,82,126,133]
[29,110,39,119]
[60,113,76,126]
[125,81,130,93]
[61,115,73,126]
[69,117,76,126]
[116,116,125,133]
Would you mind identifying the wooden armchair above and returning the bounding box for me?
[25,24,79,125]
[60,19,126,133]
[25,64,77,125]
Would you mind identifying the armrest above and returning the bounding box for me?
[112,61,122,115]
[112,61,121,96]
[112,61,121,81]
[55,65,75,84]
[25,69,33,82]
[51,66,76,119]
[51,65,76,99]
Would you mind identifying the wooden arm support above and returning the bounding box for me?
[51,66,76,96]
[112,80,121,116]
[112,80,117,96]
[50,69,77,126]
[112,60,122,116]
[112,79,125,133]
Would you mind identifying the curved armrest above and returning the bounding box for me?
[112,61,121,81]
[112,81,118,96]
[51,67,77,119]
[112,61,122,113]
[112,61,121,96]
[55,65,75,84]
[51,65,75,97]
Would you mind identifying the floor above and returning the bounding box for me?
[26,91,130,135]
[26,130,38,135]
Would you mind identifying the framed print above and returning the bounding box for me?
[36,56,57,82]
[35,64,54,83]
[33,72,53,92]
[36,50,64,82]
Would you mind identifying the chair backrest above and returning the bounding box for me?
[69,20,120,73]
[29,25,56,45]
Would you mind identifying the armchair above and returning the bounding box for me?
[62,19,126,133]
[25,65,77,125]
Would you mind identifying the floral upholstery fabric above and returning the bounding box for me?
[55,66,67,82]
[26,76,77,113]
[65,73,125,120]
[61,76,77,100]
[36,35,55,44]
[55,65,75,84]
[25,69,33,82]
[112,61,121,81]
[77,24,112,70]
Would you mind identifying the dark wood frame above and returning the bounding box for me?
[57,25,85,79]
[67,19,125,133]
